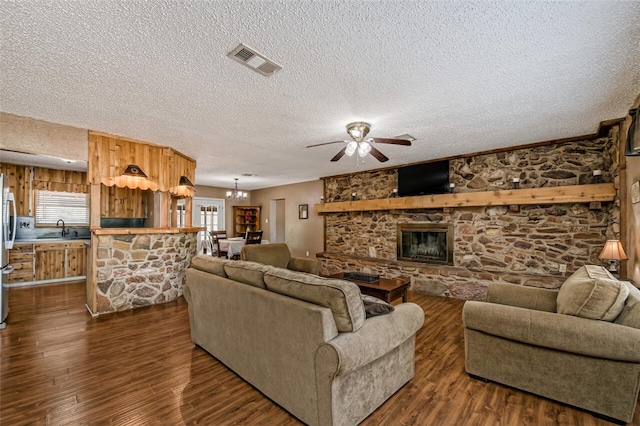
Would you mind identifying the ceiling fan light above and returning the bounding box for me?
[345,141,357,156]
[348,128,362,140]
[358,141,372,157]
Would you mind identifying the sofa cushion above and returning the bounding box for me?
[223,260,271,289]
[557,265,629,321]
[190,255,230,277]
[614,281,640,329]
[264,268,365,332]
[361,294,395,318]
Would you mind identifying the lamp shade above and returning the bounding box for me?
[598,240,628,261]
[122,164,147,178]
[179,176,194,187]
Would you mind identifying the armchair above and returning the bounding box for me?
[241,243,321,275]
[463,266,640,424]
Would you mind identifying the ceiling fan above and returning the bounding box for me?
[306,122,412,162]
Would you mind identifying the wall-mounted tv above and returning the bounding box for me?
[397,160,450,197]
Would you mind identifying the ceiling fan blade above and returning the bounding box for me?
[330,147,347,162]
[369,146,389,162]
[306,140,344,148]
[372,137,412,146]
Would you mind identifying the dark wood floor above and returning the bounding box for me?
[1,282,638,425]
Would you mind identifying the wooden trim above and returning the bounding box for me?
[314,183,615,213]
[319,118,624,181]
[92,227,204,235]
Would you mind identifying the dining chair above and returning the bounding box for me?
[245,230,263,245]
[210,230,228,258]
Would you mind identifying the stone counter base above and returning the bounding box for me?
[318,252,566,301]
[93,232,197,314]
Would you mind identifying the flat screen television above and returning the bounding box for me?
[397,160,450,197]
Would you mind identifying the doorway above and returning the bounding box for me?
[269,199,286,243]
[191,197,225,254]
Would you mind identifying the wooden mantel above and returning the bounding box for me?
[314,183,615,213]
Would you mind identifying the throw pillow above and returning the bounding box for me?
[557,265,629,321]
[361,294,395,318]
[264,268,365,332]
[614,281,640,329]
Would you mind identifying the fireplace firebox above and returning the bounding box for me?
[397,223,453,265]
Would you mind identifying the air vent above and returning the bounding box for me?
[227,43,282,77]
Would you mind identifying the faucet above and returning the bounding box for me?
[56,219,69,237]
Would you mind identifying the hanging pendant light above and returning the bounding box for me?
[226,178,247,199]
[122,164,147,178]
[179,176,194,187]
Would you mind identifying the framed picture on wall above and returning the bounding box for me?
[299,204,308,219]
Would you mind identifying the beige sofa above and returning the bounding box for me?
[183,255,424,426]
[463,265,640,424]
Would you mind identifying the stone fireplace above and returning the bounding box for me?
[397,223,453,265]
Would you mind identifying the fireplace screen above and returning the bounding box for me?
[397,223,453,265]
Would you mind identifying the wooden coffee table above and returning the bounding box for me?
[329,272,411,303]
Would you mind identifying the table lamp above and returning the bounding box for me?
[598,240,628,273]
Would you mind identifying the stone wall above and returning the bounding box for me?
[321,128,620,300]
[94,232,197,314]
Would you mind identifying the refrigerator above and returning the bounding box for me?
[1,173,16,329]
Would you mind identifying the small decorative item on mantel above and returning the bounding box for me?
[593,169,602,184]
[512,178,520,189]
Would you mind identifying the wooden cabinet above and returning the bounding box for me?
[35,241,87,281]
[233,206,261,237]
[7,243,35,283]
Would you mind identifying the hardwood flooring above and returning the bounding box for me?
[1,282,638,425]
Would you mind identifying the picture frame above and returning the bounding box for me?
[632,181,640,204]
[299,204,308,219]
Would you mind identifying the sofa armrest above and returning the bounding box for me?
[487,283,558,312]
[316,303,424,377]
[463,301,640,362]
[287,257,321,275]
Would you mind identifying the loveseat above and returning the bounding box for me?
[241,242,321,275]
[183,255,424,426]
[463,265,640,424]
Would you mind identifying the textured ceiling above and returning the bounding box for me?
[1,1,639,190]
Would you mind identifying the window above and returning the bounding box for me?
[35,190,89,226]
[200,205,219,233]
[176,200,186,227]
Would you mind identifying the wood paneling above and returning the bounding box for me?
[0,163,32,215]
[32,166,88,192]
[6,243,34,283]
[34,242,87,281]
[100,185,147,218]
[35,244,65,280]
[2,283,636,425]
[315,183,616,213]
[1,163,89,217]
[88,131,195,196]
[88,132,161,191]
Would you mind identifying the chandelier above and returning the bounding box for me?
[226,178,247,199]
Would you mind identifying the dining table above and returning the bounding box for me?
[218,237,270,259]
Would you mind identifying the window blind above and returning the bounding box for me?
[35,190,89,226]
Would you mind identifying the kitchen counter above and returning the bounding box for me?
[86,227,203,316]
[15,238,91,243]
